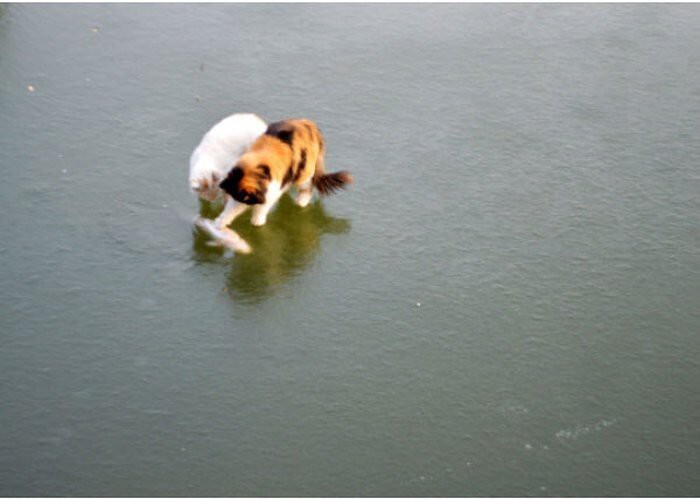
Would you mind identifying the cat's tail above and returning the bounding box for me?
[312,154,353,196]
[313,171,353,196]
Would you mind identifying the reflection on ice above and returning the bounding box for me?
[192,195,350,303]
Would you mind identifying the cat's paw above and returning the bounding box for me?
[295,191,312,208]
[250,214,267,227]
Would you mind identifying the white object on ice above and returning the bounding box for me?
[195,217,252,254]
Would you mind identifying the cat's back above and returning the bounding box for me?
[191,113,267,167]
[204,113,267,147]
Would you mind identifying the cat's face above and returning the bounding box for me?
[191,173,222,202]
[219,159,271,205]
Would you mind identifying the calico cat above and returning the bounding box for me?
[216,119,352,228]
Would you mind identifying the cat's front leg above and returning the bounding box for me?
[250,181,284,226]
[250,204,271,226]
[215,197,248,229]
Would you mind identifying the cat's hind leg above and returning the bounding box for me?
[295,180,313,208]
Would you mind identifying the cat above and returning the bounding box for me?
[216,118,352,228]
[188,113,267,202]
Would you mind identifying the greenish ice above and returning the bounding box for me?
[1,3,699,496]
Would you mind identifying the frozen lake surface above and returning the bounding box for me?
[1,4,699,496]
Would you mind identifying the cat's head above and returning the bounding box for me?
[219,157,271,205]
[190,173,222,202]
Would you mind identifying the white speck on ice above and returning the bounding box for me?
[556,418,617,441]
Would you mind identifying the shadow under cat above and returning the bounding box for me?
[191,195,351,303]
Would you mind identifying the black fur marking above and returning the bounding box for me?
[294,148,307,181]
[282,163,295,186]
[236,190,264,205]
[219,167,243,195]
[265,121,294,147]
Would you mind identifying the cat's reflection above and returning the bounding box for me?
[192,195,351,303]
